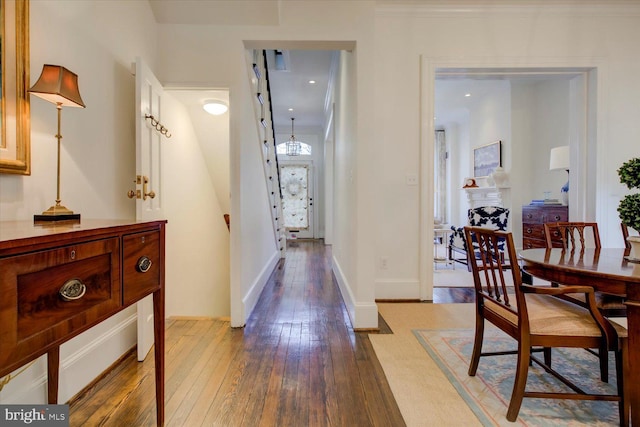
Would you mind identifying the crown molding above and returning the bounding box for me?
[375,1,640,17]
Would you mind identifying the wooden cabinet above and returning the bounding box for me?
[522,205,568,249]
[0,220,166,426]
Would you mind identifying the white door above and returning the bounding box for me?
[280,162,314,239]
[134,57,165,361]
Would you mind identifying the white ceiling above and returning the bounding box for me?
[265,50,335,131]
[152,1,581,144]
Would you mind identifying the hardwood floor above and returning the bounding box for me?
[69,240,406,426]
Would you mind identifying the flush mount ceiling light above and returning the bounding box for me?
[203,100,228,115]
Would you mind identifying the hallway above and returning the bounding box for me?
[69,239,406,426]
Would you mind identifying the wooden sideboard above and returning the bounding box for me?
[522,205,568,249]
[0,219,166,426]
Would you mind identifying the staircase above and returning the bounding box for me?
[247,49,286,257]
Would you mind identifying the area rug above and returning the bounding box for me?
[414,328,620,426]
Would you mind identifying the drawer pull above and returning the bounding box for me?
[137,256,153,273]
[59,279,86,301]
[554,215,561,221]
[526,228,532,234]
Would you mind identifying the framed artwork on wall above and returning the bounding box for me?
[473,140,501,178]
[0,0,31,175]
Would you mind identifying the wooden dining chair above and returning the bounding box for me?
[543,221,627,382]
[464,226,628,425]
[543,221,601,251]
[621,222,631,250]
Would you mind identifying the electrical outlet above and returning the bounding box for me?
[380,256,388,270]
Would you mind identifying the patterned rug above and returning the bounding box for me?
[414,329,621,426]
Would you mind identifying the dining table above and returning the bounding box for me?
[519,247,640,425]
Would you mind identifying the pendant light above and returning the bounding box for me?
[285,117,301,156]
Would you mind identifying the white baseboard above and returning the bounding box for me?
[0,310,137,404]
[332,256,378,329]
[241,250,280,325]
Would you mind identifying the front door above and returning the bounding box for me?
[280,162,314,239]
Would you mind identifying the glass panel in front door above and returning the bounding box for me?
[281,165,311,233]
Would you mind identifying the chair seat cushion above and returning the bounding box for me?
[483,293,627,338]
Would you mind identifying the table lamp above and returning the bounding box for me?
[550,145,569,205]
[29,64,85,222]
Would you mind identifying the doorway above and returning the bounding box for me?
[423,63,598,301]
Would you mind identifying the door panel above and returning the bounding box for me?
[134,57,165,361]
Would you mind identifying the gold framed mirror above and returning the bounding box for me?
[0,0,30,175]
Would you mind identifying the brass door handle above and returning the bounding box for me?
[143,176,156,200]
[127,175,155,200]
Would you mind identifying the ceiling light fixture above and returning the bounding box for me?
[286,118,301,156]
[308,80,316,84]
[203,100,228,115]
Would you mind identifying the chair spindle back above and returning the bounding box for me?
[544,221,601,251]
[464,226,522,312]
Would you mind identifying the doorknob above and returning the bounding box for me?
[127,175,154,200]
[143,176,156,200]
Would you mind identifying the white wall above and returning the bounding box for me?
[375,2,640,300]
[161,92,230,317]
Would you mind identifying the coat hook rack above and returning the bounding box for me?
[145,114,172,138]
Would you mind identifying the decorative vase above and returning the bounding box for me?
[490,167,509,188]
[627,235,640,262]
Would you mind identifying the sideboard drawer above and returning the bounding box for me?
[123,230,161,306]
[0,238,121,367]
[523,223,546,241]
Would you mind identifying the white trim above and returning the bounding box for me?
[62,314,137,370]
[332,255,355,324]
[332,255,378,329]
[376,2,640,17]
[1,313,137,404]
[240,251,280,326]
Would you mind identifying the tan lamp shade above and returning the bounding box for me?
[29,64,85,108]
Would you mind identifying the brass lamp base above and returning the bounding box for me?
[34,204,81,222]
